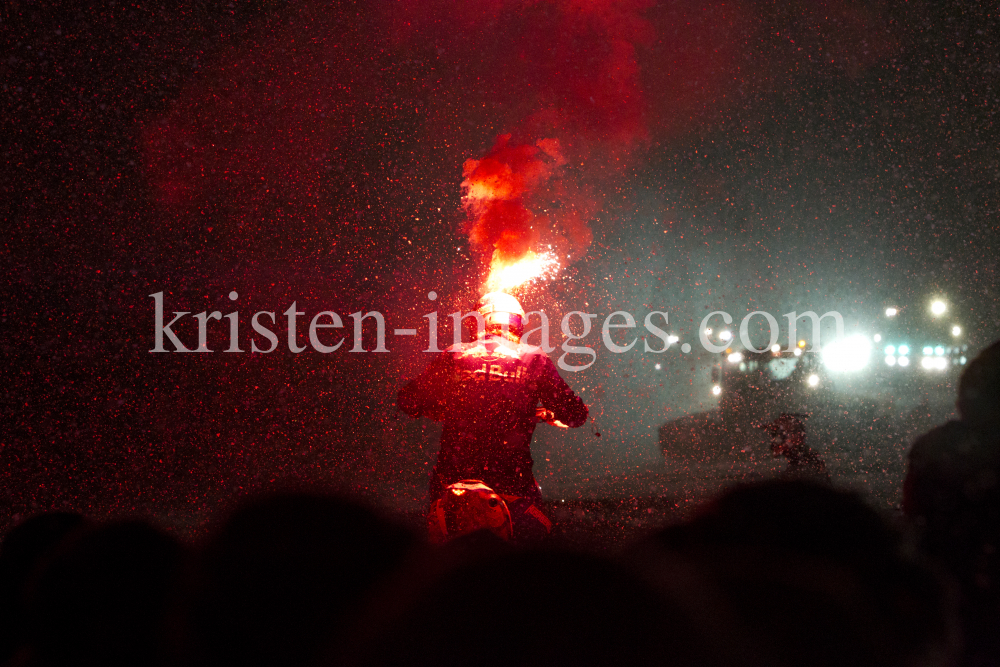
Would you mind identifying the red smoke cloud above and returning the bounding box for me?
[421,0,656,274]
[138,0,896,269]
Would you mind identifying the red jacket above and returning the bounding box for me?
[398,334,588,498]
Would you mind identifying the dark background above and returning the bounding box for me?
[2,0,998,533]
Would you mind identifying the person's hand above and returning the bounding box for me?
[535,407,568,428]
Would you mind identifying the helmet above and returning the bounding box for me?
[428,480,513,543]
[476,291,525,338]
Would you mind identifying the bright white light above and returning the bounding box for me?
[793,348,802,357]
[885,355,896,366]
[898,345,910,356]
[667,334,680,344]
[712,385,722,396]
[807,374,820,387]
[874,334,882,343]
[923,356,948,371]
[898,356,910,367]
[655,363,661,370]
[885,307,898,317]
[923,346,934,356]
[960,356,967,365]
[935,346,945,356]
[727,352,743,363]
[821,334,873,373]
[771,344,781,353]
[931,300,947,316]
[952,326,961,336]
[885,345,896,356]
[704,328,713,335]
[719,330,733,341]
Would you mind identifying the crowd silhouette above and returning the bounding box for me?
[2,340,999,667]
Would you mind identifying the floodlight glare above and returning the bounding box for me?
[885,355,896,366]
[807,374,820,387]
[885,307,898,317]
[719,330,733,341]
[952,326,961,336]
[874,334,882,343]
[898,356,910,367]
[898,345,910,356]
[712,385,722,396]
[885,345,896,356]
[821,334,873,373]
[931,300,946,316]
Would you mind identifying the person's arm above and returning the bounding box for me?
[397,352,455,421]
[533,354,588,428]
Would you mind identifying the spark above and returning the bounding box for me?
[485,250,560,292]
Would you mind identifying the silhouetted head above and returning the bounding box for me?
[958,339,1000,431]
[0,512,87,663]
[23,519,185,667]
[650,480,958,667]
[342,548,726,667]
[182,491,416,667]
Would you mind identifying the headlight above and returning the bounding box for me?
[898,356,910,367]
[821,334,873,373]
[885,355,896,366]
[807,374,820,387]
[712,385,722,396]
[727,352,743,363]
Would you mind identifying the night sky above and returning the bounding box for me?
[3,0,998,531]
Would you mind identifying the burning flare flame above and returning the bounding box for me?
[485,250,560,293]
